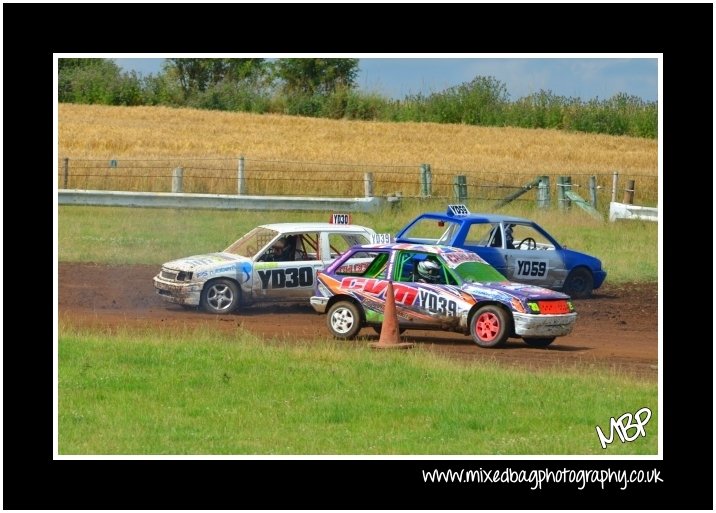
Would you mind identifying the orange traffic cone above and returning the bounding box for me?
[369,281,414,350]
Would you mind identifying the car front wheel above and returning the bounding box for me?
[201,278,240,314]
[327,301,363,340]
[470,305,510,348]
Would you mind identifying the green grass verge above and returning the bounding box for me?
[58,201,657,283]
[59,326,657,456]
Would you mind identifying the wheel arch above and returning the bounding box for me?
[562,265,595,298]
[468,301,515,336]
[203,275,242,293]
[326,294,365,322]
[201,276,243,307]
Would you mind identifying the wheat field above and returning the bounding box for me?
[58,104,658,203]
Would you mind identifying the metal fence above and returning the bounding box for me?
[58,156,658,209]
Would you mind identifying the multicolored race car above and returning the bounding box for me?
[154,218,378,314]
[311,243,578,348]
[394,205,606,298]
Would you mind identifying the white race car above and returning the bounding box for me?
[153,219,378,314]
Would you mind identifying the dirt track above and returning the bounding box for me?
[58,263,658,379]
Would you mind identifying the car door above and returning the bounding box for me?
[503,223,565,288]
[461,221,509,276]
[390,250,456,328]
[253,232,323,301]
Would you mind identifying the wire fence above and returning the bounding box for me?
[57,156,659,209]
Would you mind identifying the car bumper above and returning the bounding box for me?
[513,312,577,337]
[153,276,203,306]
[593,270,607,289]
[310,296,328,313]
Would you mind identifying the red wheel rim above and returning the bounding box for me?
[476,312,500,341]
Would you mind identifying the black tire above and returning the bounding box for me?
[469,305,510,348]
[563,268,594,299]
[200,278,240,314]
[372,325,407,335]
[523,337,556,347]
[327,301,363,340]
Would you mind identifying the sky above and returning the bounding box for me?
[113,56,659,102]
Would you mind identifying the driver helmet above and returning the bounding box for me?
[417,259,441,282]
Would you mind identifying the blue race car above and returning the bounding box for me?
[394,205,606,298]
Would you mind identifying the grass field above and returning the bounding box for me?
[58,202,658,283]
[59,326,657,455]
[57,104,659,456]
[58,104,659,204]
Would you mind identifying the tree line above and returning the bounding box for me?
[58,58,657,139]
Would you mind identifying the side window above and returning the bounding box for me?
[467,223,501,247]
[395,251,450,285]
[335,251,388,277]
[297,233,320,260]
[509,225,552,250]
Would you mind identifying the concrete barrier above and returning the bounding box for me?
[58,189,397,212]
[608,201,658,222]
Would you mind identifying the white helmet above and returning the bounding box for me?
[417,259,441,282]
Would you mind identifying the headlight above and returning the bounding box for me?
[176,271,193,281]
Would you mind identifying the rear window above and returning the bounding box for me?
[401,218,460,244]
[335,251,388,279]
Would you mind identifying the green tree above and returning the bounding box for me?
[58,58,143,105]
[274,58,359,96]
[164,58,266,99]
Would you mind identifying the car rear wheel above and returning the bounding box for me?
[327,301,363,339]
[563,268,594,299]
[523,337,556,347]
[470,305,510,348]
[201,278,240,314]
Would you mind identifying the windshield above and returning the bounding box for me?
[224,227,279,258]
[453,261,508,283]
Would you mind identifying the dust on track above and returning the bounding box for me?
[59,263,658,379]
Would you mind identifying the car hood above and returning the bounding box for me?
[463,281,571,301]
[162,252,250,273]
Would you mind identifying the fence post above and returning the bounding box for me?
[238,156,246,195]
[611,171,618,203]
[536,175,550,209]
[557,176,564,210]
[172,167,184,193]
[364,172,374,198]
[564,176,572,209]
[63,157,69,189]
[452,175,467,201]
[558,176,572,211]
[623,179,635,204]
[420,164,432,198]
[588,175,597,208]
